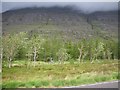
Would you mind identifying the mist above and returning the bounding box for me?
[2,2,118,13]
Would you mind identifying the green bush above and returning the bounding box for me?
[2,31,118,67]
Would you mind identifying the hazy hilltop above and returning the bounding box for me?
[2,7,118,41]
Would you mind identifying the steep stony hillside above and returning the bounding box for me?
[2,7,118,40]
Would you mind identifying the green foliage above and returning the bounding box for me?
[56,48,71,63]
[65,42,79,59]
[3,32,27,68]
[2,31,118,68]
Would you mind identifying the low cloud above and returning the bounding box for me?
[2,2,118,13]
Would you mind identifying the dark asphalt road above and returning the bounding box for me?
[64,80,119,88]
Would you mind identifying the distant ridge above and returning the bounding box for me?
[2,7,118,40]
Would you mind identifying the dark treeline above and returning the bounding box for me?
[2,32,118,68]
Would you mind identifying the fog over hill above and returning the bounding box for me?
[2,2,118,13]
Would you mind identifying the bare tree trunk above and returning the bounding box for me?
[90,56,92,63]
[103,52,106,60]
[95,54,98,61]
[107,50,111,60]
[82,52,88,62]
[95,54,100,63]
[89,50,92,62]
[8,57,12,68]
[58,56,62,64]
[0,48,2,61]
[91,55,95,63]
[78,46,83,62]
[113,55,116,60]
[91,53,96,63]
[0,48,2,72]
[33,47,37,67]
[108,54,111,60]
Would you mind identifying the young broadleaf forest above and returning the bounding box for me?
[2,5,119,88]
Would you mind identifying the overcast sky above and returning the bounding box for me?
[1,2,118,13]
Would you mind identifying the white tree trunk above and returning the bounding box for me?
[78,47,83,62]
[8,57,12,68]
[103,52,106,59]
[82,52,88,62]
[33,47,37,67]
[0,48,2,72]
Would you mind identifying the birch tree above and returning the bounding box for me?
[77,43,83,62]
[77,41,88,62]
[3,33,22,68]
[103,43,112,60]
[0,35,2,72]
[25,35,45,67]
[56,48,71,64]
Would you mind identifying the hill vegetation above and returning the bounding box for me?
[2,7,118,40]
[2,7,119,88]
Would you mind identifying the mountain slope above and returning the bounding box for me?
[2,7,118,40]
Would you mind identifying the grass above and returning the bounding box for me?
[2,60,119,88]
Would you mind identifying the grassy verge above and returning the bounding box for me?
[2,60,119,88]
